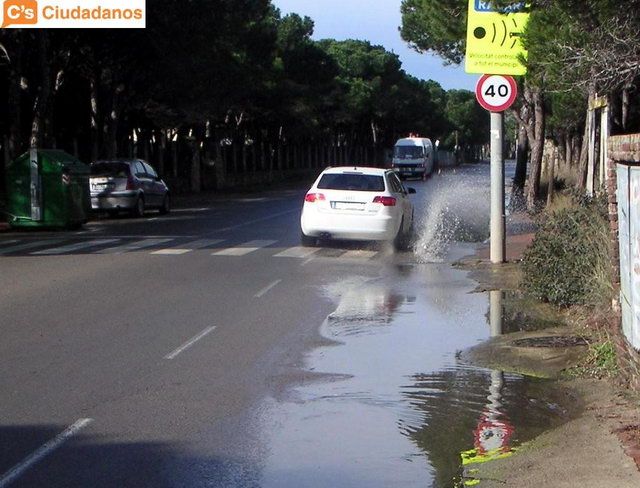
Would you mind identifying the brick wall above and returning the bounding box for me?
[608,134,640,391]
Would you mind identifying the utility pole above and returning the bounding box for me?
[490,112,505,263]
[476,75,517,264]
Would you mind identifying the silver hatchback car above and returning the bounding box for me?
[90,159,170,217]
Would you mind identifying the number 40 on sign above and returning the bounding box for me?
[475,74,518,112]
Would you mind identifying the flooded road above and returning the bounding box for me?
[0,162,572,488]
[256,163,565,488]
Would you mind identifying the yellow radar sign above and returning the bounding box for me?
[465,0,530,76]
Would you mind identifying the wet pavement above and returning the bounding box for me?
[249,164,569,488]
[0,162,575,487]
[250,253,568,487]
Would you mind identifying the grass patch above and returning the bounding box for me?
[563,333,618,379]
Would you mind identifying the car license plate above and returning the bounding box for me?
[92,183,112,190]
[332,201,364,210]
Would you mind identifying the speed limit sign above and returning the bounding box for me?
[475,74,517,112]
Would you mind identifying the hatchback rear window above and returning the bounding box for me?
[90,162,130,177]
[317,173,385,192]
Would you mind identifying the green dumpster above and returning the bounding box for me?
[6,149,90,229]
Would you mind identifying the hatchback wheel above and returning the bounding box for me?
[159,194,171,215]
[393,219,411,252]
[131,196,145,218]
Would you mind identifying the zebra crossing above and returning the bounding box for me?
[0,236,392,260]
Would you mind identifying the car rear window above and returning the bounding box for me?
[90,162,130,177]
[317,173,385,192]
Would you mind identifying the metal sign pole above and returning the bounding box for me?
[490,112,505,263]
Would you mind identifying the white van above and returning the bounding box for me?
[391,136,434,179]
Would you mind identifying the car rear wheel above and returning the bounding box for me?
[393,218,412,252]
[131,196,145,218]
[159,194,171,215]
[300,231,317,247]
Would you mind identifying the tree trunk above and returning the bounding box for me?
[510,122,528,211]
[577,114,590,189]
[30,31,52,149]
[103,84,123,159]
[6,36,22,162]
[578,90,595,189]
[526,89,545,211]
[90,76,100,161]
[189,131,202,193]
[157,130,165,176]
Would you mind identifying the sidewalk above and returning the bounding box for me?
[461,211,640,487]
[475,211,537,262]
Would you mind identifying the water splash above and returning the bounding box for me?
[413,170,491,263]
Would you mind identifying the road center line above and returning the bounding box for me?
[0,418,93,488]
[254,279,282,298]
[164,326,217,360]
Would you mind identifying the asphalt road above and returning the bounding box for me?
[0,178,439,487]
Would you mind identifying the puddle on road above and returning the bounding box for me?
[255,165,565,487]
[258,264,567,488]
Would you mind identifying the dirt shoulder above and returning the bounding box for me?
[456,218,640,488]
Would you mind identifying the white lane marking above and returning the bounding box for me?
[0,240,65,255]
[31,239,120,255]
[172,208,210,212]
[95,238,173,254]
[152,239,224,255]
[212,240,276,257]
[273,246,321,259]
[340,250,378,259]
[151,249,191,255]
[301,258,314,266]
[164,326,217,360]
[216,209,297,232]
[74,226,101,234]
[254,279,282,298]
[0,240,19,247]
[80,235,197,239]
[0,418,93,488]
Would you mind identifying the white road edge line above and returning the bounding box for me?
[254,279,282,298]
[0,418,93,488]
[164,326,217,360]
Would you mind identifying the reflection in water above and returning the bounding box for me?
[489,290,503,337]
[460,371,515,470]
[462,292,514,481]
[403,368,563,488]
[259,268,567,488]
[327,286,415,336]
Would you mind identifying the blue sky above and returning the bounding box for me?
[271,0,477,91]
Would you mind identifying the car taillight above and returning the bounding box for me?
[305,193,326,203]
[373,196,396,206]
[126,174,135,190]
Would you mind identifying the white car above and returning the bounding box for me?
[300,166,416,249]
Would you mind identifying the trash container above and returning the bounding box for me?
[6,149,91,229]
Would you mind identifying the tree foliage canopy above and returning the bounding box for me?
[0,0,486,181]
